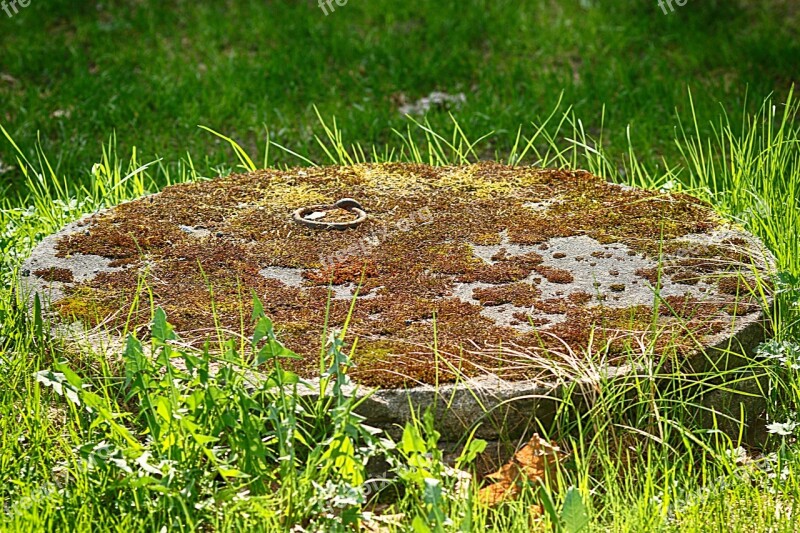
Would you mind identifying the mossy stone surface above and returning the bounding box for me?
[22,163,773,389]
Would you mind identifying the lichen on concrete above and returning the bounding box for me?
[22,162,773,388]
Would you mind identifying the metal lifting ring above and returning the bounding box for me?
[292,198,367,230]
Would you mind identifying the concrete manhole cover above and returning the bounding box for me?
[22,162,774,438]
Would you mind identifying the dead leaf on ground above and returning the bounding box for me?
[0,73,19,85]
[478,434,562,508]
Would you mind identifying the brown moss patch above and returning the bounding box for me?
[665,268,701,285]
[635,268,659,284]
[718,276,757,295]
[34,267,74,283]
[534,298,570,315]
[460,253,543,284]
[47,162,766,387]
[534,266,574,284]
[567,291,593,305]
[473,283,542,307]
[303,257,379,285]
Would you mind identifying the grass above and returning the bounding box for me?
[2,0,800,531]
[1,0,799,196]
[1,91,799,531]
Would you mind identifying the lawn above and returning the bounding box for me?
[1,0,800,531]
[1,0,798,192]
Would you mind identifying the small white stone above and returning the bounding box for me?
[305,211,327,221]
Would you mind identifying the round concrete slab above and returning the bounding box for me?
[21,163,774,439]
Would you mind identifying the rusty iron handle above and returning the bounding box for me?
[292,198,367,230]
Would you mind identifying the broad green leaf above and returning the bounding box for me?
[191,433,219,445]
[151,307,177,342]
[270,339,301,359]
[252,315,274,346]
[123,334,147,382]
[217,467,248,478]
[155,396,172,422]
[251,292,265,322]
[264,368,301,388]
[33,293,43,340]
[401,424,427,454]
[54,361,83,389]
[459,438,487,464]
[411,515,432,533]
[561,487,590,533]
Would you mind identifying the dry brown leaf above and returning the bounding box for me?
[485,462,518,482]
[477,434,562,508]
[515,434,560,483]
[478,478,518,506]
